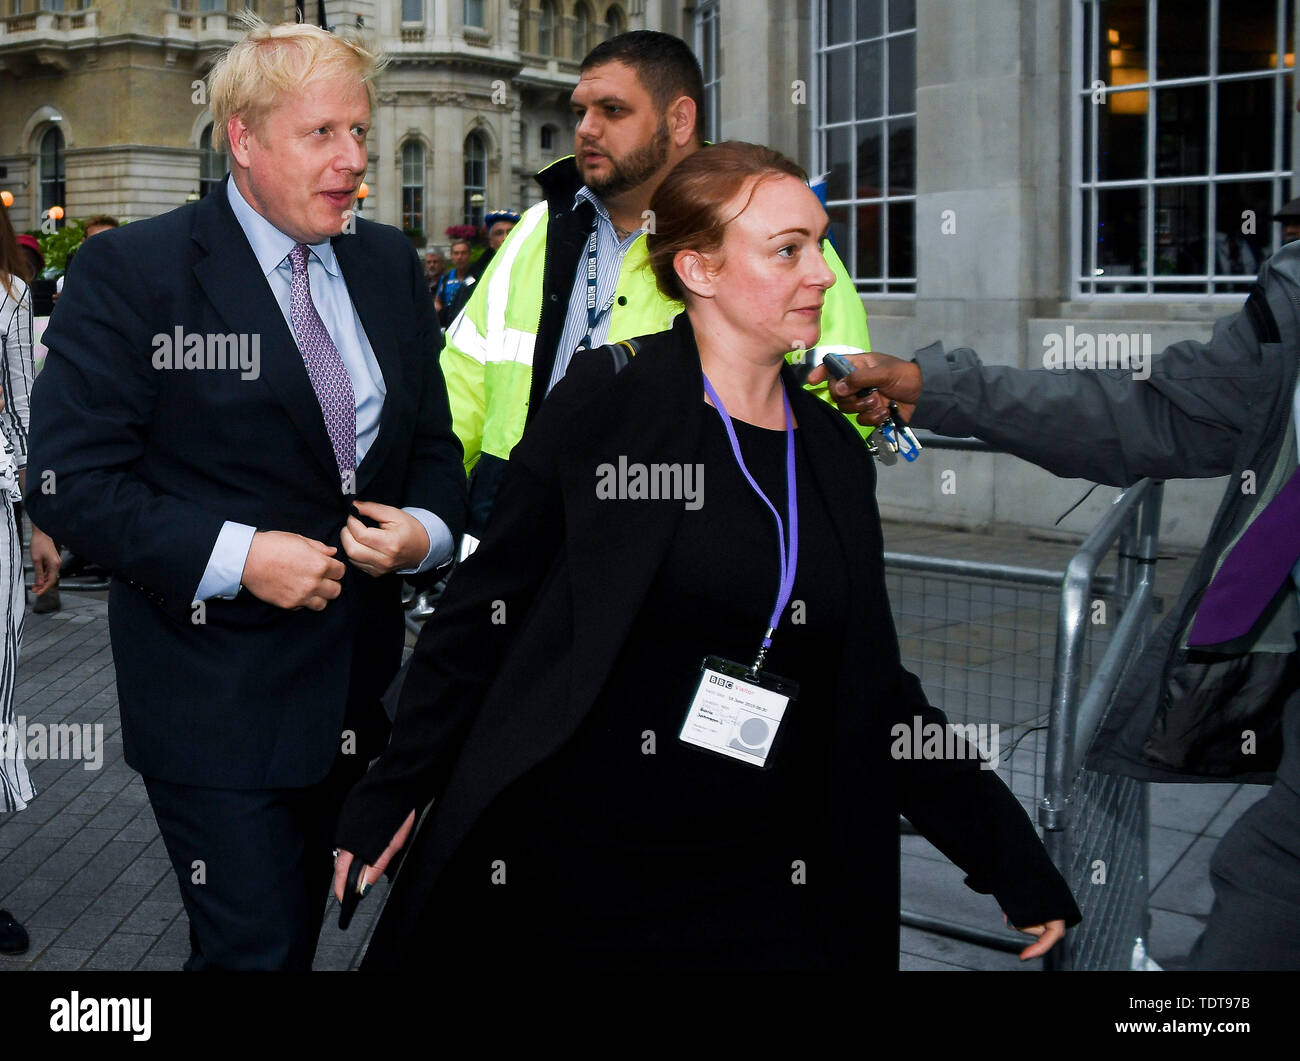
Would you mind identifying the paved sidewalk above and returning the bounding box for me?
[0,590,384,971]
[0,519,1267,971]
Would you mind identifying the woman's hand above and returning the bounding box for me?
[332,809,417,903]
[1006,912,1067,960]
[30,526,60,595]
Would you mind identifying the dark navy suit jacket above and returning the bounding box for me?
[26,175,467,789]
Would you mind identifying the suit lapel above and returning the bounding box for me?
[335,229,403,495]
[191,182,340,486]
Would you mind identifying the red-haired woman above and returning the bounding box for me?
[334,142,1081,970]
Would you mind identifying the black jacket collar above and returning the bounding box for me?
[554,311,880,719]
[535,155,585,203]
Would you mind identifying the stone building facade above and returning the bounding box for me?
[3,0,1294,545]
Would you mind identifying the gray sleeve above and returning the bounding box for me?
[909,310,1264,486]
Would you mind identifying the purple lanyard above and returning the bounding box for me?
[701,373,799,676]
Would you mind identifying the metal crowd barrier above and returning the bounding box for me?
[888,438,1163,970]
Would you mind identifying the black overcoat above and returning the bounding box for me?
[336,312,1081,968]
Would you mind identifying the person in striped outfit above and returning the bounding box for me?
[0,207,62,955]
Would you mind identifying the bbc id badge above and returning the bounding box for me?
[679,656,799,769]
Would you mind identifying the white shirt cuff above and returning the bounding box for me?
[195,521,257,603]
[399,507,452,574]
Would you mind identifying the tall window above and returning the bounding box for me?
[816,0,917,295]
[604,5,624,37]
[1078,0,1295,297]
[402,141,426,235]
[538,0,556,55]
[694,0,721,143]
[573,1,591,59]
[464,0,483,26]
[541,124,557,153]
[464,133,487,226]
[199,123,227,198]
[39,125,65,223]
[401,0,422,22]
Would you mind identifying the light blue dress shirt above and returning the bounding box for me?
[545,186,645,395]
[194,179,452,602]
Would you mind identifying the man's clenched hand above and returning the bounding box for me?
[241,531,346,610]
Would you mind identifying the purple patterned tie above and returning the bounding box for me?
[288,242,356,485]
[1187,466,1300,646]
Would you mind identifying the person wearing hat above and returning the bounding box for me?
[484,209,520,253]
[14,235,43,289]
[444,209,521,325]
[1275,197,1300,245]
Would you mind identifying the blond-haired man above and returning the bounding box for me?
[27,19,466,969]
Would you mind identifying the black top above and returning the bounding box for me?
[438,407,848,963]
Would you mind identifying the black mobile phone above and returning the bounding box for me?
[337,858,367,931]
[820,352,903,465]
[821,351,868,389]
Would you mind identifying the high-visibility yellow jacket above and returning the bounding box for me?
[444,156,872,532]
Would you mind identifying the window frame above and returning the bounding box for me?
[538,0,556,56]
[811,0,918,297]
[464,132,487,227]
[199,123,228,199]
[38,125,65,223]
[694,0,721,145]
[1073,0,1297,301]
[401,139,427,236]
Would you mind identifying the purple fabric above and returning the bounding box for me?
[288,243,356,484]
[1188,466,1300,646]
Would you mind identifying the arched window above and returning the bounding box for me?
[572,2,591,58]
[604,4,624,38]
[463,133,486,226]
[538,0,556,55]
[402,140,426,235]
[199,123,227,198]
[39,126,65,223]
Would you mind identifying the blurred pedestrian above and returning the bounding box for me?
[0,197,62,956]
[433,238,471,329]
[423,248,444,296]
[444,209,520,322]
[1275,197,1300,245]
